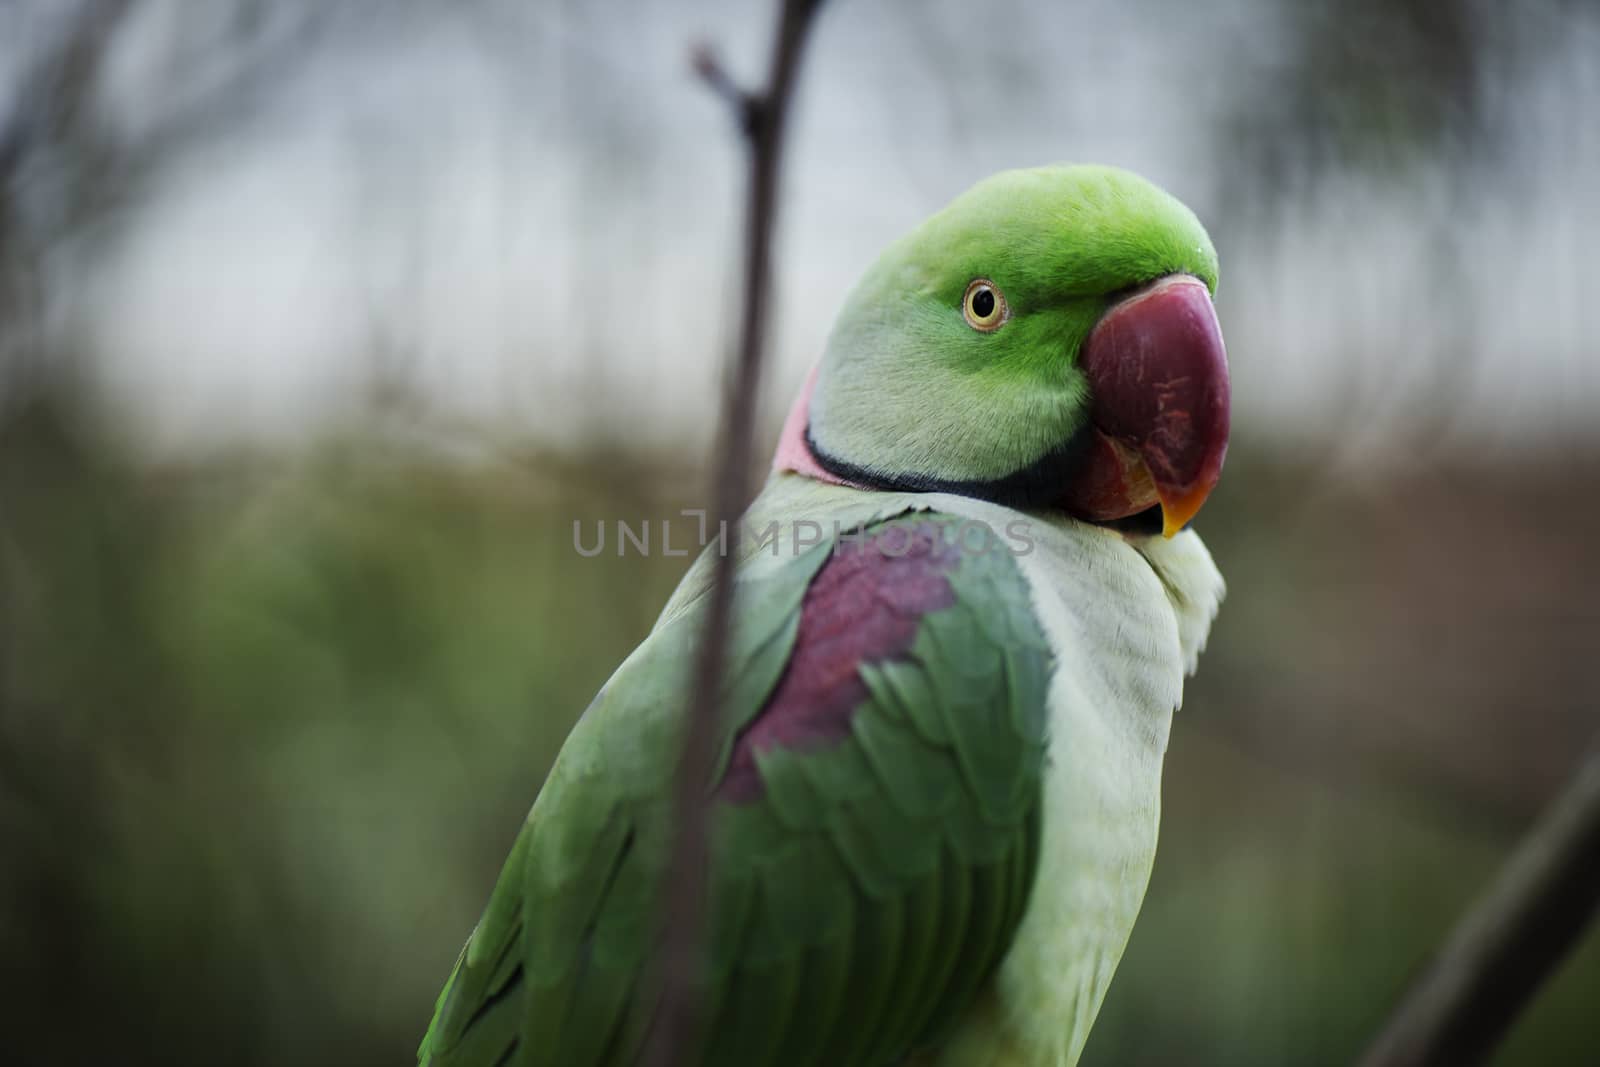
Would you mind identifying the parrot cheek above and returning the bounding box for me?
[1065,274,1231,537]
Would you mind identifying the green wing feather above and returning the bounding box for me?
[420,511,1052,1066]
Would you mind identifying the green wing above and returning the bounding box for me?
[420,511,1053,1066]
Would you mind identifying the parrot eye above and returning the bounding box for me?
[962,279,1008,332]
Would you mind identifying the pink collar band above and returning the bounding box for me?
[770,363,864,488]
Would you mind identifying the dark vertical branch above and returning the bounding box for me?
[645,1,826,1063]
[1359,742,1600,1067]
[0,0,134,392]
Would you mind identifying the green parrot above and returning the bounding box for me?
[419,164,1229,1067]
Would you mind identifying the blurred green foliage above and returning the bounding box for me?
[1,398,1595,1066]
[0,398,686,1065]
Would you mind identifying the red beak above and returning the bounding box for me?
[1062,275,1230,537]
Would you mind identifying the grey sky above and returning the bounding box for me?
[43,0,1598,458]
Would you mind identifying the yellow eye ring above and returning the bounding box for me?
[962,279,1008,332]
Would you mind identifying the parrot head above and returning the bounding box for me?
[789,164,1228,538]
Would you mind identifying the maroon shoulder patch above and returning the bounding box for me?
[718,520,960,802]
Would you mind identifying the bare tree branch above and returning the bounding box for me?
[1359,741,1600,1067]
[689,45,758,135]
[0,0,134,390]
[0,0,344,404]
[644,2,827,1063]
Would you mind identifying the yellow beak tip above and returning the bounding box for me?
[1157,489,1211,539]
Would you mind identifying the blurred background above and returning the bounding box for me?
[1,1,1597,1064]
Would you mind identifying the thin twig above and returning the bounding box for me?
[0,0,336,394]
[644,2,826,1064]
[689,44,758,135]
[1358,742,1600,1067]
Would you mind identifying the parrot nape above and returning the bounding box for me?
[419,164,1229,1067]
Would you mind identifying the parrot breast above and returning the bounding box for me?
[901,491,1224,1067]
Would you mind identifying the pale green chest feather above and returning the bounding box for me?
[908,494,1224,1067]
[663,478,1224,1067]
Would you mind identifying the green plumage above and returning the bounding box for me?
[810,165,1218,484]
[420,513,1052,1067]
[421,162,1231,1067]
